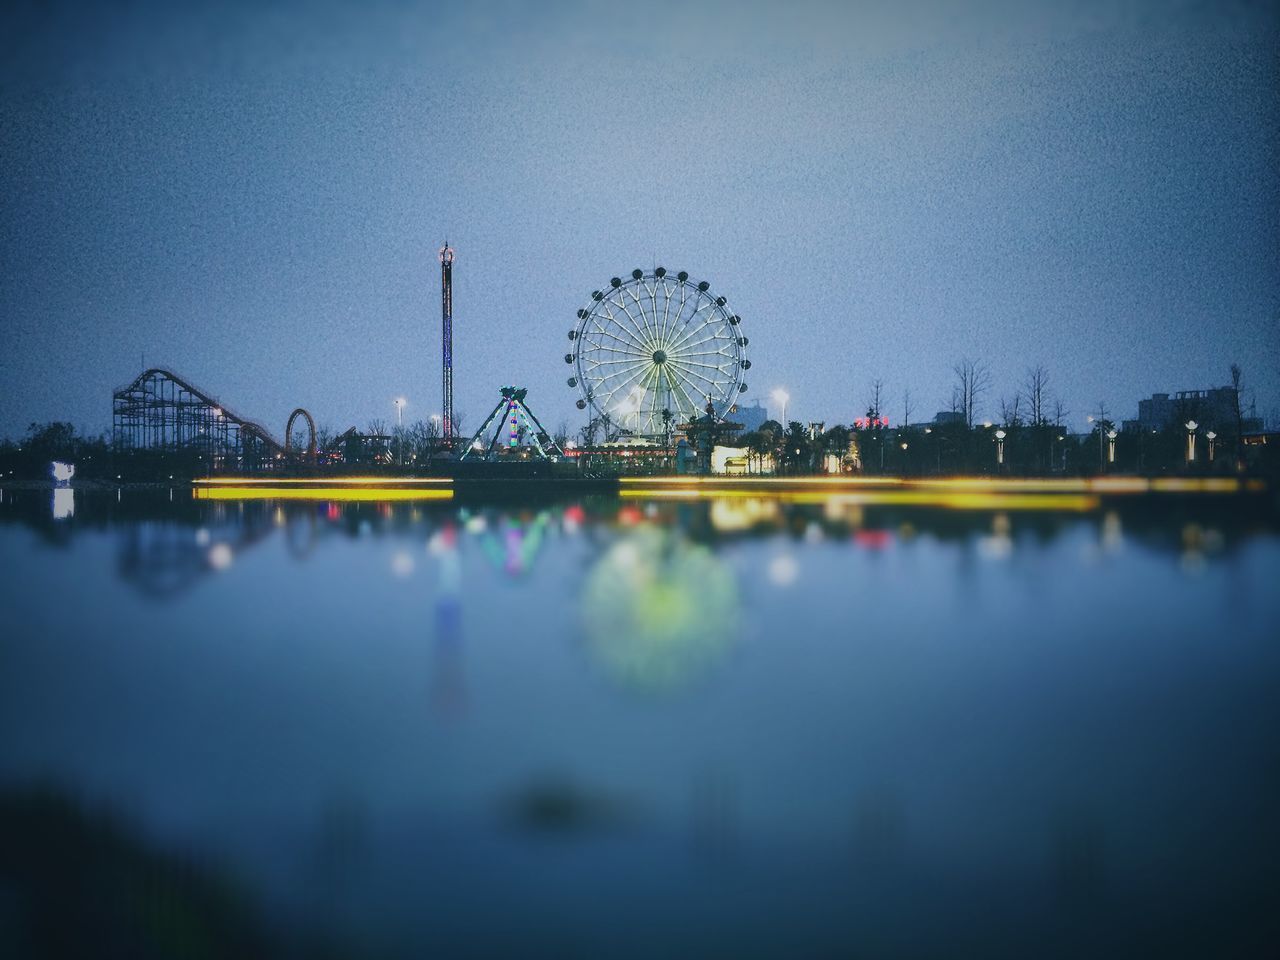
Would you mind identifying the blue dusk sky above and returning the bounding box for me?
[2,0,1276,440]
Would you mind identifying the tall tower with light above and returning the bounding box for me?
[439,242,454,440]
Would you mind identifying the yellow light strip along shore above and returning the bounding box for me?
[193,477,453,486]
[618,476,1262,495]
[194,486,453,501]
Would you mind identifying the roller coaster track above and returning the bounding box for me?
[112,367,292,458]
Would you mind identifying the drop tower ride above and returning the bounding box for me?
[439,242,454,440]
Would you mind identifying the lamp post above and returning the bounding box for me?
[1185,420,1197,464]
[1107,429,1117,465]
[395,398,406,466]
[1206,430,1216,463]
[771,388,790,428]
[1087,415,1108,469]
[995,429,1006,467]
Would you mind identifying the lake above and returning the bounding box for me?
[2,485,1278,957]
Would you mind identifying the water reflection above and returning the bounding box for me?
[430,522,465,716]
[1,488,1278,956]
[51,487,74,520]
[581,527,739,692]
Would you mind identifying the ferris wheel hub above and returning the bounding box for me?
[652,349,668,364]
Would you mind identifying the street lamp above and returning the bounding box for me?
[994,429,1006,466]
[1087,414,1108,468]
[770,388,790,427]
[394,398,406,466]
[1185,420,1197,464]
[1107,429,1117,465]
[1206,430,1216,463]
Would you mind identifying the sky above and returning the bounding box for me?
[2,0,1277,441]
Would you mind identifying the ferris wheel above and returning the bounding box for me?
[565,268,750,436]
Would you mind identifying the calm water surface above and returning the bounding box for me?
[2,489,1278,957]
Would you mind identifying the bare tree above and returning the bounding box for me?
[421,416,440,462]
[952,359,992,428]
[1022,365,1050,426]
[902,388,915,427]
[554,419,570,449]
[1089,401,1112,469]
[1052,398,1069,428]
[869,379,884,420]
[366,418,387,436]
[999,394,1022,427]
[315,423,334,451]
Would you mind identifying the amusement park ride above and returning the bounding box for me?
[109,255,753,472]
[460,387,563,462]
[566,268,749,440]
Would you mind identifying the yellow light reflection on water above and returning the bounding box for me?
[194,487,454,501]
[621,488,1100,511]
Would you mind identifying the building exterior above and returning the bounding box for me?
[1122,387,1262,434]
[731,399,769,433]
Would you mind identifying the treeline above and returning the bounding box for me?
[0,422,251,481]
[0,423,115,481]
[736,417,1256,477]
[737,360,1270,477]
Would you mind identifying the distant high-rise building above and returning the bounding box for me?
[731,399,769,433]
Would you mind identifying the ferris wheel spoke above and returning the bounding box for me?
[666,302,724,353]
[664,365,702,420]
[648,281,664,348]
[581,354,654,370]
[603,295,647,339]
[595,359,655,413]
[667,363,724,395]
[586,320,655,353]
[670,316,732,349]
[665,356,728,397]
[588,360,652,391]
[671,329,735,357]
[666,282,698,345]
[581,328,651,356]
[658,279,676,343]
[637,362,666,429]
[667,355,735,375]
[624,286,661,348]
[586,358,650,386]
[591,307,651,353]
[595,301,649,346]
[612,291,660,349]
[650,365,667,425]
[679,342,738,362]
